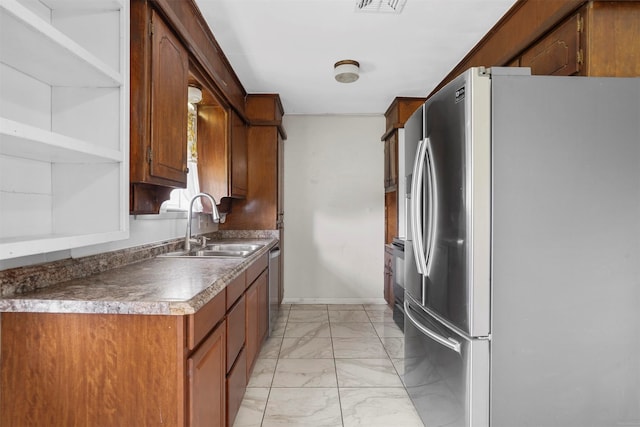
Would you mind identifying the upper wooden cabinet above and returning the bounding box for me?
[198,108,248,209]
[222,94,286,231]
[380,97,425,243]
[431,0,640,96]
[381,97,425,192]
[129,0,249,214]
[149,9,189,187]
[130,1,188,213]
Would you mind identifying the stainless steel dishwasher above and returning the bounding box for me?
[268,245,281,335]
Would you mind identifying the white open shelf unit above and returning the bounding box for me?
[0,0,130,260]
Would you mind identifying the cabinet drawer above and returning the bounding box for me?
[226,347,247,427]
[226,272,246,310]
[188,291,226,351]
[226,294,246,373]
[246,253,268,286]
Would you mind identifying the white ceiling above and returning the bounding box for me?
[194,0,518,115]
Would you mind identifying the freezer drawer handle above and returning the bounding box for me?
[404,300,461,353]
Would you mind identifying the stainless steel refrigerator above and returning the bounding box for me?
[403,67,640,427]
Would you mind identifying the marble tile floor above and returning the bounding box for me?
[233,303,424,427]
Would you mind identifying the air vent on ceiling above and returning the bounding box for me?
[355,0,407,13]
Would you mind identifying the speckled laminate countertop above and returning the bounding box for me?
[0,237,277,316]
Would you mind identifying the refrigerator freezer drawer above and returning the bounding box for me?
[404,296,489,427]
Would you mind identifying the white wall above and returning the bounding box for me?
[0,213,218,270]
[282,115,385,304]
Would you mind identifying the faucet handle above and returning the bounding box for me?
[199,236,209,248]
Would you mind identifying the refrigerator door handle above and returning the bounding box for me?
[404,299,461,353]
[424,139,437,276]
[410,138,429,275]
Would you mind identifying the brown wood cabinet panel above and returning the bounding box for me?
[226,271,246,309]
[226,294,246,373]
[582,1,640,77]
[188,320,226,427]
[385,190,397,244]
[197,104,228,205]
[221,94,284,230]
[383,97,426,133]
[384,131,398,191]
[221,126,280,230]
[226,347,247,427]
[245,94,284,124]
[150,9,189,186]
[153,0,247,115]
[430,0,583,96]
[245,279,259,379]
[247,253,268,286]
[197,106,247,209]
[1,312,186,426]
[230,110,249,198]
[521,13,581,76]
[245,268,268,378]
[188,289,226,351]
[130,3,190,213]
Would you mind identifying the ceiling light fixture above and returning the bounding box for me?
[188,86,203,104]
[355,0,407,13]
[334,60,360,83]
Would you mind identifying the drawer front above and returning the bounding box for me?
[226,272,246,310]
[226,347,247,427]
[226,294,246,373]
[188,291,226,351]
[246,253,268,287]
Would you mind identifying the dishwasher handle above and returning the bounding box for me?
[269,247,281,258]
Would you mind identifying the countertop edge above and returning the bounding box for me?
[0,237,279,316]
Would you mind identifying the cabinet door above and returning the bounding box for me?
[230,110,248,198]
[226,295,246,373]
[388,132,398,190]
[245,269,269,379]
[245,280,259,379]
[520,13,581,77]
[149,10,188,186]
[188,322,226,427]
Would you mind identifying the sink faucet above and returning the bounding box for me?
[185,192,221,252]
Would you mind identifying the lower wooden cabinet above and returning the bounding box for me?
[1,255,273,426]
[189,321,226,427]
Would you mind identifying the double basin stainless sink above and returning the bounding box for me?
[161,243,264,259]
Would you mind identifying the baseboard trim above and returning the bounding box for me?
[281,297,388,305]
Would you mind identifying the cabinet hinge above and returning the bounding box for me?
[147,147,153,164]
[149,21,154,37]
[577,49,584,65]
[577,15,584,33]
